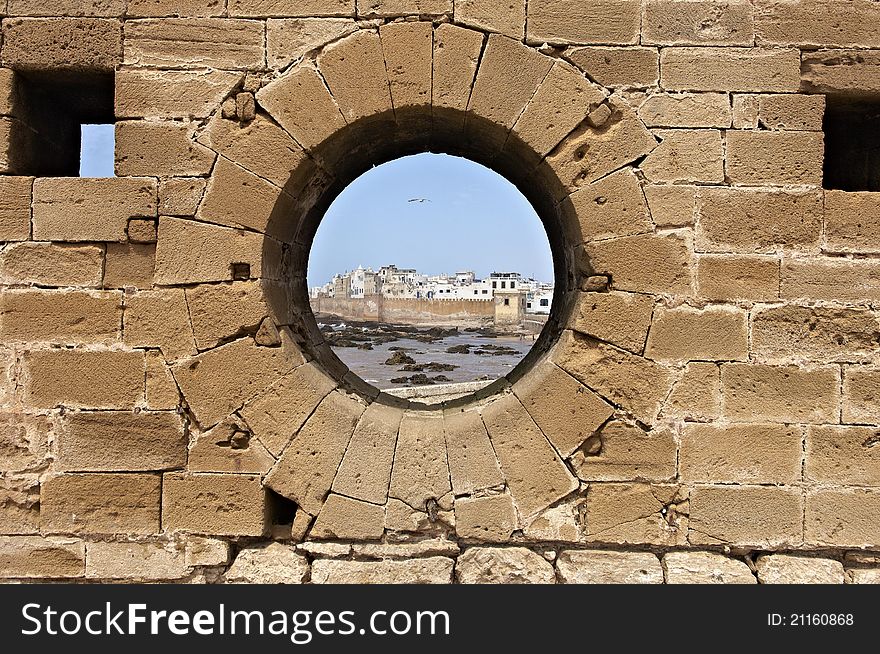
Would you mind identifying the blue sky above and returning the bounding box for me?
[80,124,115,177]
[308,153,554,288]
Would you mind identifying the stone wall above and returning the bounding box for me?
[311,294,495,325]
[2,0,880,585]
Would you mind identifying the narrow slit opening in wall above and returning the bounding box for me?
[823,95,880,192]
[306,152,555,405]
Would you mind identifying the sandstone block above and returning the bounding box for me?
[240,362,337,456]
[781,258,880,304]
[455,494,517,542]
[359,0,450,16]
[224,543,309,583]
[380,21,432,110]
[128,218,157,243]
[228,0,353,17]
[266,18,356,69]
[727,130,824,185]
[481,392,577,518]
[843,368,880,425]
[331,402,402,505]
[557,550,663,584]
[145,351,179,410]
[318,30,391,122]
[660,47,800,92]
[24,349,144,409]
[663,361,721,420]
[696,255,779,301]
[638,93,731,128]
[390,412,451,511]
[689,485,803,547]
[755,0,880,47]
[554,331,674,425]
[455,0,524,38]
[722,363,839,423]
[0,474,40,535]
[849,568,880,584]
[124,289,196,361]
[116,69,242,119]
[86,541,188,581]
[527,0,640,45]
[432,23,483,114]
[6,1,125,16]
[57,411,186,472]
[567,46,659,88]
[807,426,880,486]
[681,423,802,484]
[352,539,459,560]
[752,305,880,364]
[264,391,364,515]
[664,551,755,584]
[163,473,267,536]
[641,129,724,183]
[572,421,676,483]
[585,483,687,546]
[646,305,748,362]
[584,230,693,296]
[311,557,454,584]
[826,191,880,254]
[186,281,268,351]
[257,64,346,151]
[33,177,157,242]
[755,554,844,584]
[455,547,555,584]
[154,217,267,285]
[514,358,613,458]
[732,93,760,128]
[172,336,299,429]
[571,291,654,354]
[41,473,161,535]
[806,489,880,547]
[0,176,31,241]
[126,0,226,17]
[758,94,825,131]
[104,242,155,289]
[442,408,504,496]
[0,413,49,474]
[312,494,385,541]
[1,289,121,344]
[159,178,206,216]
[115,121,215,177]
[644,0,754,45]
[468,34,553,131]
[184,536,230,568]
[2,18,121,70]
[802,49,880,95]
[124,18,265,69]
[0,536,84,579]
[569,167,650,243]
[188,418,275,474]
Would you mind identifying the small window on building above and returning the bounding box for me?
[483,290,488,294]
[540,299,550,307]
[527,302,532,309]
[511,281,516,289]
[501,281,507,289]
[492,281,497,289]
[504,298,510,306]
[824,96,880,191]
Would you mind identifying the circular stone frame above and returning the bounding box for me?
[177,22,661,535]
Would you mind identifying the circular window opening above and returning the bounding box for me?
[306,153,555,405]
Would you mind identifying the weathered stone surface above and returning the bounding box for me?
[264,391,364,515]
[185,537,230,568]
[660,47,800,92]
[266,18,356,69]
[188,418,275,474]
[825,191,880,254]
[754,0,880,48]
[527,0,640,45]
[1,289,122,344]
[584,230,693,296]
[352,539,460,560]
[0,536,84,579]
[681,423,802,484]
[57,411,185,472]
[801,49,880,95]
[159,178,207,216]
[557,550,663,584]
[455,547,555,584]
[585,483,687,546]
[567,46,659,88]
[554,331,674,425]
[0,413,49,474]
[318,29,391,121]
[454,494,517,542]
[2,17,121,70]
[359,0,449,16]
[432,23,483,114]
[721,363,839,424]
[664,551,756,584]
[755,554,844,584]
[644,0,753,45]
[104,243,155,289]
[752,305,880,365]
[569,168,650,243]
[0,474,40,535]
[173,337,299,428]
[224,543,309,584]
[441,408,503,496]
[124,18,265,69]
[571,291,653,354]
[481,392,577,518]
[115,120,215,177]
[663,362,721,420]
[33,178,157,242]
[24,350,144,409]
[390,412,451,510]
[0,176,32,241]
[455,0,524,38]
[727,130,824,185]
[781,258,880,304]
[41,473,160,535]
[641,129,725,183]
[758,94,825,131]
[571,421,676,483]
[646,305,747,362]
[806,489,880,547]
[689,485,803,547]
[514,358,613,458]
[163,473,267,536]
[645,185,697,228]
[312,557,454,584]
[639,92,731,128]
[332,402,402,505]
[843,368,880,425]
[312,494,385,541]
[86,541,188,581]
[806,426,880,486]
[186,281,268,351]
[380,21,432,109]
[696,255,779,301]
[228,0,353,18]
[124,289,196,360]
[116,69,241,119]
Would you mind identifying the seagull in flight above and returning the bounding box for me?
[408,198,431,203]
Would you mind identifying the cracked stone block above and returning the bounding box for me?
[455,547,555,584]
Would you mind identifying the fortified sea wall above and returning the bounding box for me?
[2,1,880,584]
[311,294,496,325]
